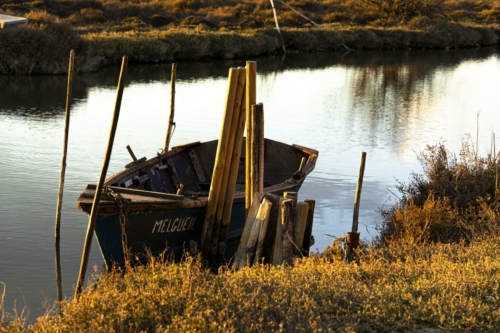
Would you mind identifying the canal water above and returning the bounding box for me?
[1,47,500,321]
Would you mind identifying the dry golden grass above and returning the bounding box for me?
[2,237,500,332]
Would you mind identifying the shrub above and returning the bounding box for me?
[378,138,500,245]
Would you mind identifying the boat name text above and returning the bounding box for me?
[152,217,196,234]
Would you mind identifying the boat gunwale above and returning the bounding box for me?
[76,139,318,214]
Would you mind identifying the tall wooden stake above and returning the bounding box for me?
[201,68,239,261]
[245,62,257,212]
[352,152,366,233]
[54,49,74,314]
[54,49,75,240]
[75,56,128,298]
[165,63,177,151]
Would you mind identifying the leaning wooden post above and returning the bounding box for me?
[75,56,128,298]
[164,63,177,151]
[347,152,366,262]
[54,49,74,314]
[352,152,366,233]
[201,68,239,262]
[54,49,75,241]
[245,62,257,213]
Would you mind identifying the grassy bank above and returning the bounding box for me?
[1,0,500,74]
[2,140,500,332]
[2,239,500,332]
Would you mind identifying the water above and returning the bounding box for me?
[1,47,500,321]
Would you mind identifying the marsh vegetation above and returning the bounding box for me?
[1,0,499,74]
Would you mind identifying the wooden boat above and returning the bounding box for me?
[77,138,318,269]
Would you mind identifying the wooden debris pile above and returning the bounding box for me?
[232,192,315,269]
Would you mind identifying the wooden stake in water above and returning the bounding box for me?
[54,49,75,241]
[352,152,366,233]
[54,49,74,313]
[75,56,128,298]
[165,63,177,151]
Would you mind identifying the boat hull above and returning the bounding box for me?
[77,139,317,269]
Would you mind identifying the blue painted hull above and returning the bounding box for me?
[95,200,249,268]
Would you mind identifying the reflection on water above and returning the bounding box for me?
[1,46,500,321]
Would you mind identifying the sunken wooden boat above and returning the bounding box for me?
[77,138,318,269]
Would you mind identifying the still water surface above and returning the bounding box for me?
[1,47,500,320]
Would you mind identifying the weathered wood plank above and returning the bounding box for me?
[232,192,263,270]
[293,201,309,256]
[0,14,28,29]
[253,197,272,265]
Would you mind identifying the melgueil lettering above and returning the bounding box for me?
[152,217,196,234]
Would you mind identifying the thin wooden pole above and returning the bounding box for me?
[54,49,75,240]
[245,62,257,212]
[269,0,286,53]
[201,68,239,261]
[55,238,63,316]
[54,49,74,314]
[75,56,128,298]
[165,63,177,151]
[352,152,366,233]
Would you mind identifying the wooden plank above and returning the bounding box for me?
[0,14,28,29]
[253,197,272,265]
[188,148,208,183]
[281,198,295,265]
[262,193,283,264]
[293,201,309,256]
[232,192,263,270]
[302,199,316,256]
[271,197,285,265]
[85,184,184,200]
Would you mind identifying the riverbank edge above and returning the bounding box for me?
[1,23,499,75]
[85,24,500,66]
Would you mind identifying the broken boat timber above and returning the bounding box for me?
[77,138,318,269]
